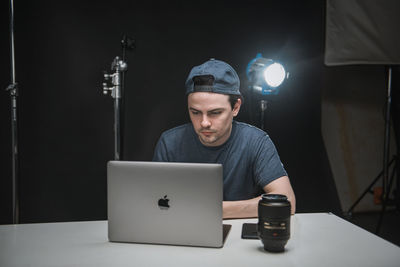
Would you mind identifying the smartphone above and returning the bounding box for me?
[241,223,259,239]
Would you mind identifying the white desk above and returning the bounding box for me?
[0,213,399,267]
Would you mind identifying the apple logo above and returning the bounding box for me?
[158,195,170,210]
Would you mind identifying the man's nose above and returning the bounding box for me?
[201,115,211,128]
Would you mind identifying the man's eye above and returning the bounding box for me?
[210,111,222,115]
[191,111,199,115]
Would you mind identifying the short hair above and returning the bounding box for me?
[228,94,242,110]
[193,75,243,110]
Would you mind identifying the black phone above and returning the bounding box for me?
[241,223,259,239]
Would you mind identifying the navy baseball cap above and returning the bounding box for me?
[185,58,241,96]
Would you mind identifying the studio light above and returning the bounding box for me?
[246,53,289,130]
[246,53,289,95]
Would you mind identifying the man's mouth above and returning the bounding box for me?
[201,130,215,136]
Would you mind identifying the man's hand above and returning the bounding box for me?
[222,176,296,219]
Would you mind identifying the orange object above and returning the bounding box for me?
[374,187,383,205]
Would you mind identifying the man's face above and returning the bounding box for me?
[188,92,241,147]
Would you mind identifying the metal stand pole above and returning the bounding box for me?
[103,57,127,160]
[102,35,134,161]
[383,67,393,200]
[260,100,267,131]
[114,90,121,160]
[118,35,135,160]
[5,0,19,224]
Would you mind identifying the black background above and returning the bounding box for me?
[0,0,343,224]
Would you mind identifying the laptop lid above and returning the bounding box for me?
[107,161,223,248]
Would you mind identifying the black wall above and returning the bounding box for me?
[0,0,341,224]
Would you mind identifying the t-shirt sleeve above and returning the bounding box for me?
[253,135,288,189]
[152,133,170,162]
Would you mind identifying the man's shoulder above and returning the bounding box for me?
[160,123,193,140]
[234,121,268,138]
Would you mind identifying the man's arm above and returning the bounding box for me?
[264,176,296,215]
[223,176,296,219]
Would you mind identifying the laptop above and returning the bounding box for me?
[107,161,226,248]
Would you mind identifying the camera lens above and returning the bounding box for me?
[257,194,291,252]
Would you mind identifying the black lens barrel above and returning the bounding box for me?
[257,194,291,252]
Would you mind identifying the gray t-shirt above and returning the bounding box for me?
[152,120,287,201]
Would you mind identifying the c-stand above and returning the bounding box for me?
[345,67,399,235]
[102,35,135,160]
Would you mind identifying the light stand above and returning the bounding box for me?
[103,57,128,160]
[345,66,398,234]
[102,35,135,161]
[119,35,135,159]
[5,0,19,224]
[376,66,397,234]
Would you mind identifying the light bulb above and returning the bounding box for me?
[263,63,286,88]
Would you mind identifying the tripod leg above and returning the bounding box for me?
[346,172,382,217]
[346,157,396,217]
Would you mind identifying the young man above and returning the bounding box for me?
[153,59,295,218]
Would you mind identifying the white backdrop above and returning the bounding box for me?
[325,0,400,66]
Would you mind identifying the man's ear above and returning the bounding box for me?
[232,98,242,117]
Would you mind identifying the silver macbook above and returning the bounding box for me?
[107,161,225,248]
